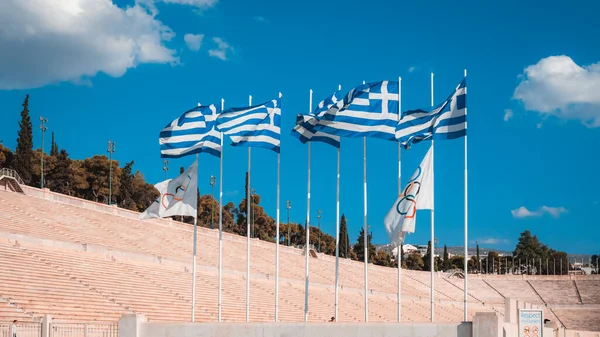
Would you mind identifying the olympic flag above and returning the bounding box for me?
[139,160,198,219]
[384,146,433,247]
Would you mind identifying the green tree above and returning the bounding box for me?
[423,241,438,271]
[486,251,499,274]
[442,245,451,271]
[118,161,136,210]
[50,132,58,156]
[131,171,159,212]
[13,94,34,184]
[222,202,238,233]
[450,255,464,270]
[476,242,481,273]
[373,249,393,267]
[0,144,14,168]
[405,251,424,270]
[46,149,74,195]
[352,227,376,263]
[81,155,121,203]
[339,214,350,258]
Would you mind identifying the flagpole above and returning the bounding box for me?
[218,98,224,322]
[397,76,402,323]
[275,92,282,322]
[430,72,435,322]
[304,89,313,323]
[246,95,252,323]
[191,153,199,322]
[363,135,368,322]
[362,80,369,323]
[334,84,341,322]
[463,69,469,322]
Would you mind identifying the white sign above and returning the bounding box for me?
[518,309,543,337]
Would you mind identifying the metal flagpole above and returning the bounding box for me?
[363,135,368,323]
[361,80,369,323]
[463,68,469,321]
[430,72,435,322]
[397,76,402,323]
[275,92,282,322]
[246,95,252,323]
[304,89,312,323]
[334,84,341,322]
[191,154,199,322]
[218,99,224,322]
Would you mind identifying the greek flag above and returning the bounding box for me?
[313,81,399,141]
[291,92,341,148]
[396,78,466,148]
[160,105,221,158]
[216,98,281,153]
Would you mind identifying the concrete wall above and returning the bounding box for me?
[120,314,473,337]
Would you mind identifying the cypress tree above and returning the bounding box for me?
[339,214,349,258]
[476,242,481,273]
[353,227,376,263]
[50,132,58,156]
[443,245,450,271]
[13,94,33,184]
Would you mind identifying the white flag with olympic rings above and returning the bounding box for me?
[383,146,433,247]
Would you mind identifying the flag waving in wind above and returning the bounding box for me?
[313,81,399,140]
[396,78,466,148]
[216,98,281,153]
[160,105,221,158]
[140,160,198,219]
[291,91,341,148]
[383,146,433,247]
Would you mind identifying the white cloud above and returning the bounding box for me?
[511,205,568,219]
[0,0,178,90]
[504,109,513,121]
[184,33,204,51]
[408,66,418,73]
[513,55,600,127]
[540,206,568,218]
[478,238,509,245]
[208,37,233,61]
[511,206,541,218]
[253,16,267,23]
[159,0,218,8]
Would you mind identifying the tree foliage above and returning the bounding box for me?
[423,241,438,272]
[353,227,376,263]
[405,251,424,270]
[0,144,14,168]
[50,132,58,156]
[339,214,350,258]
[442,245,451,271]
[13,94,33,184]
[513,230,568,275]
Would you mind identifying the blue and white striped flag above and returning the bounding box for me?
[396,78,466,148]
[313,81,399,141]
[291,92,341,148]
[216,98,281,153]
[160,105,221,158]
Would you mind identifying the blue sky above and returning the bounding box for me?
[1,0,599,254]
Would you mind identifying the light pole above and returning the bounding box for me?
[286,201,291,246]
[210,175,216,229]
[317,210,322,253]
[163,159,169,180]
[39,117,48,189]
[251,188,256,238]
[107,140,116,205]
